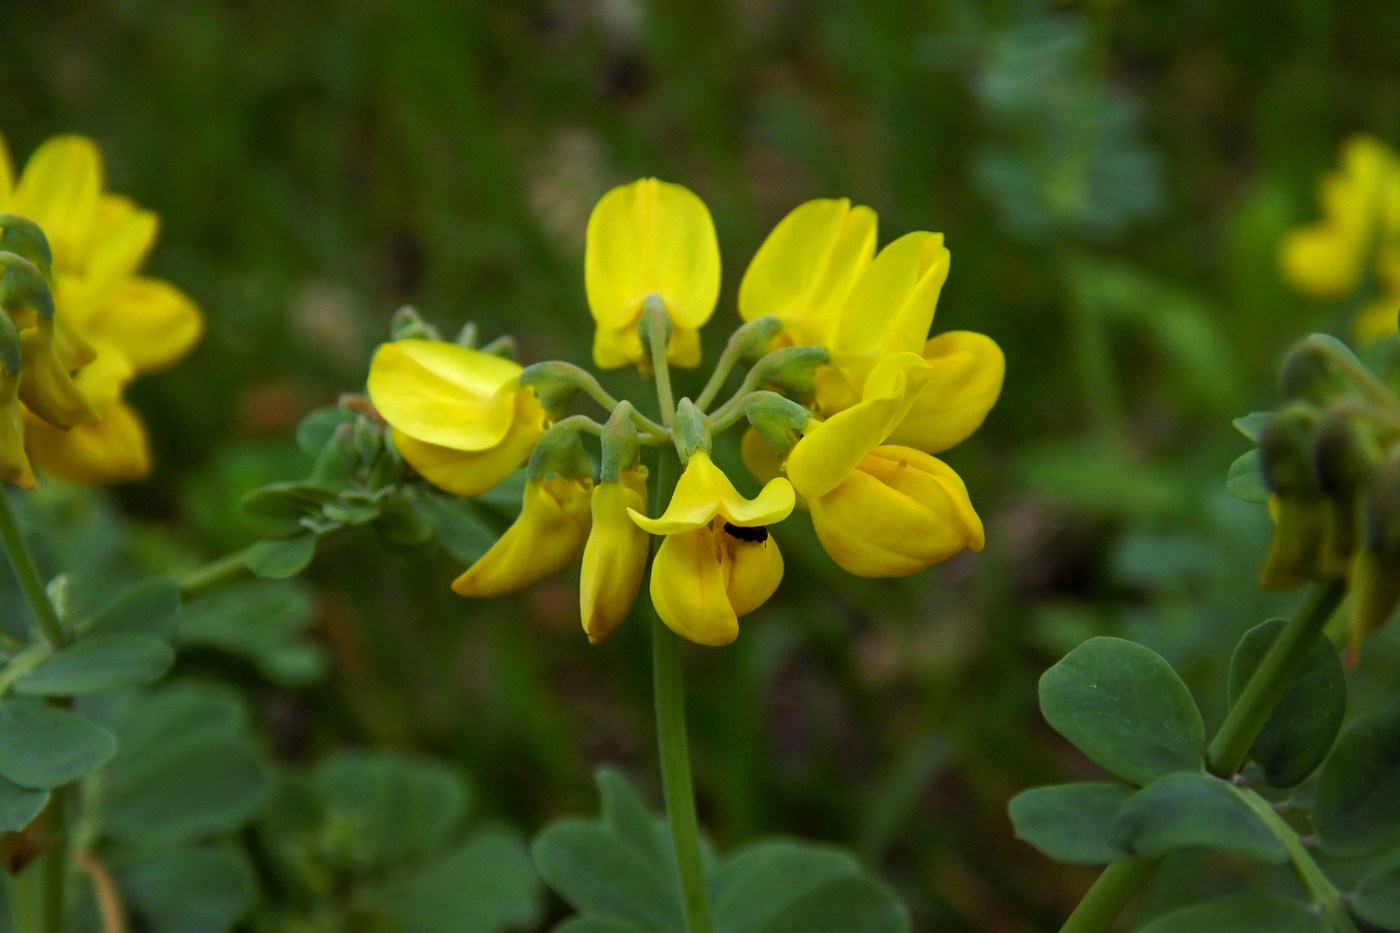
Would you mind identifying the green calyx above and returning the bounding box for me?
[743,391,811,455]
[0,215,53,276]
[519,361,585,417]
[527,421,593,482]
[671,399,711,463]
[600,403,641,483]
[0,252,56,325]
[748,345,830,401]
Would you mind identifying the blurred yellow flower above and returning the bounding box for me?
[585,178,719,370]
[787,353,986,577]
[629,450,794,646]
[579,466,650,644]
[1280,135,1400,341]
[368,338,548,496]
[452,474,593,597]
[0,132,204,483]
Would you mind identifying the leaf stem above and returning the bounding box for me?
[1207,579,1347,778]
[1060,858,1159,933]
[0,492,66,649]
[1232,786,1360,932]
[693,334,744,412]
[178,547,253,599]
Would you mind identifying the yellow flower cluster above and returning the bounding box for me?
[0,133,203,485]
[1280,135,1400,343]
[368,179,1003,647]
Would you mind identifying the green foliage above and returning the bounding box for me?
[0,700,116,791]
[11,635,173,696]
[1314,696,1400,858]
[1114,772,1284,863]
[110,845,256,933]
[256,750,543,931]
[1228,619,1346,787]
[534,770,910,933]
[1007,783,1133,865]
[1038,637,1205,786]
[1136,895,1328,933]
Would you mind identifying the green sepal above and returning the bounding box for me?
[389,305,442,342]
[748,345,831,401]
[599,403,641,483]
[0,214,54,275]
[671,398,710,463]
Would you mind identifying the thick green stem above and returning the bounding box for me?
[1207,579,1347,778]
[0,492,65,649]
[37,791,66,933]
[1060,858,1158,933]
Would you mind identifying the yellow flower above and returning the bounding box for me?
[738,198,876,349]
[740,200,1004,423]
[579,466,650,644]
[452,474,593,597]
[787,353,986,577]
[585,178,720,370]
[0,364,33,489]
[1280,136,1400,301]
[0,132,204,483]
[367,338,548,497]
[629,450,794,646]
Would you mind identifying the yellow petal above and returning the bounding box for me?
[83,198,160,291]
[389,389,544,497]
[1355,291,1400,344]
[739,427,785,486]
[1279,225,1363,298]
[786,353,929,499]
[724,529,783,617]
[649,526,739,646]
[26,398,150,485]
[17,323,98,429]
[886,332,1005,453]
[580,469,651,644]
[585,178,719,366]
[629,450,794,534]
[831,232,949,358]
[808,446,983,577]
[82,277,202,373]
[592,319,702,370]
[368,340,524,450]
[738,199,876,347]
[0,373,33,488]
[452,476,592,597]
[11,136,103,270]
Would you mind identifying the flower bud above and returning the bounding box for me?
[671,398,711,463]
[1350,451,1400,644]
[1312,408,1381,575]
[1280,336,1355,406]
[1258,403,1323,495]
[1257,403,1329,588]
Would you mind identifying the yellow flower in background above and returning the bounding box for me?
[585,178,720,370]
[368,339,548,497]
[1280,135,1400,342]
[0,132,204,483]
[629,450,794,646]
[787,353,986,577]
[579,466,650,644]
[452,474,593,597]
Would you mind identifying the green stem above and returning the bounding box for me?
[0,492,65,648]
[646,309,713,932]
[1233,787,1360,932]
[38,791,66,933]
[693,336,744,413]
[0,642,50,697]
[545,362,670,439]
[178,547,253,599]
[1060,858,1158,933]
[1207,579,1347,778]
[645,297,677,425]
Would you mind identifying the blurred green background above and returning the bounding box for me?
[7,0,1400,928]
